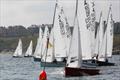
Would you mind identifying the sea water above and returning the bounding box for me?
[0,53,120,80]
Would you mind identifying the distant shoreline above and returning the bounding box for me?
[0,51,13,54]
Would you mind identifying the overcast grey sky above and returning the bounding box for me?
[0,0,120,27]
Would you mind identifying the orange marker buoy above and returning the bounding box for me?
[39,70,47,80]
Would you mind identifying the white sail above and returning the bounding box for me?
[41,26,49,59]
[88,0,96,56]
[98,6,114,61]
[53,1,67,61]
[13,39,22,57]
[67,15,82,68]
[98,30,107,61]
[94,12,104,58]
[78,0,92,60]
[94,12,106,61]
[41,29,55,62]
[34,27,43,58]
[58,5,71,56]
[106,6,114,57]
[25,40,33,56]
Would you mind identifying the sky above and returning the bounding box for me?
[0,0,120,27]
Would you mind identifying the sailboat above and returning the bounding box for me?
[95,5,115,66]
[65,0,99,77]
[24,40,33,57]
[13,39,22,57]
[41,28,66,67]
[40,0,71,67]
[81,0,99,66]
[41,26,50,59]
[33,27,43,61]
[53,0,68,62]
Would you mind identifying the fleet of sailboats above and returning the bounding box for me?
[94,5,115,66]
[12,0,115,77]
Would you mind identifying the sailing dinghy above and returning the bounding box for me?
[33,27,43,61]
[65,0,99,77]
[41,0,70,67]
[13,39,22,58]
[24,40,33,57]
[41,28,66,67]
[53,1,68,62]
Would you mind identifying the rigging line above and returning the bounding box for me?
[52,0,58,28]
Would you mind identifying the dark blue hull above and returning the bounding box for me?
[96,61,115,66]
[40,61,66,67]
[33,57,41,62]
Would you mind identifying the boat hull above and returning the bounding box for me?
[24,56,32,57]
[83,60,98,67]
[96,61,115,66]
[65,67,100,77]
[41,61,66,67]
[84,59,115,66]
[33,57,41,62]
[13,56,22,58]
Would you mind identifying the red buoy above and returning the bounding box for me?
[39,70,47,80]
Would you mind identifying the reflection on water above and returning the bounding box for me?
[0,53,120,80]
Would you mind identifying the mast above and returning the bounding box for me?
[75,0,78,20]
[52,0,58,28]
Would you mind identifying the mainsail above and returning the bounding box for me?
[78,0,92,60]
[53,1,67,61]
[106,6,114,57]
[58,5,71,56]
[88,0,96,56]
[94,12,104,60]
[34,27,43,58]
[13,39,22,57]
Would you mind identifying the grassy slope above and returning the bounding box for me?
[0,35,38,52]
[113,34,120,50]
[0,34,120,53]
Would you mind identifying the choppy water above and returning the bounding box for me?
[0,53,120,80]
